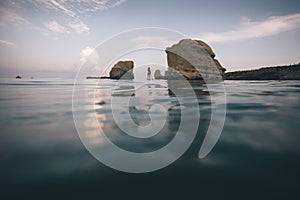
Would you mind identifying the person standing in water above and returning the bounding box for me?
[147,67,152,80]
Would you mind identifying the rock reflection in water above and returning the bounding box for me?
[94,80,212,156]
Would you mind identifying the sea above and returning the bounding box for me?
[0,78,299,200]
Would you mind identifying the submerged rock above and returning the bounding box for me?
[109,60,134,80]
[162,39,226,80]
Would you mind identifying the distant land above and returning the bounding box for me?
[225,63,300,80]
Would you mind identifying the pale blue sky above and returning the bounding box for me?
[0,0,300,78]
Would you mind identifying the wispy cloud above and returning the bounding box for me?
[0,39,17,47]
[1,0,126,34]
[30,0,126,16]
[80,46,99,64]
[48,0,75,17]
[30,0,127,34]
[0,6,28,26]
[46,20,68,33]
[201,13,300,43]
[68,21,90,34]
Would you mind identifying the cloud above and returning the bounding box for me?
[46,20,68,33]
[68,21,89,34]
[0,39,17,47]
[201,13,300,43]
[30,0,126,16]
[1,0,127,34]
[80,46,99,64]
[47,0,75,17]
[0,6,28,26]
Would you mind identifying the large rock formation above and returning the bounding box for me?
[109,60,134,80]
[161,39,226,80]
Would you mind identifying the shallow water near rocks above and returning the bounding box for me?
[0,78,299,199]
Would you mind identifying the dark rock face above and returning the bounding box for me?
[225,63,300,80]
[109,61,134,80]
[16,76,21,79]
[164,39,226,80]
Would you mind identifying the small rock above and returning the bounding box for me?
[109,60,134,80]
[96,100,106,105]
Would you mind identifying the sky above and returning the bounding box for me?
[0,0,300,78]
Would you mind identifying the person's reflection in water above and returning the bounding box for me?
[148,84,152,96]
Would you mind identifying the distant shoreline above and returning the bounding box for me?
[225,63,300,80]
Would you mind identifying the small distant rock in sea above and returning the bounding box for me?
[96,100,106,105]
[16,75,21,79]
[154,69,164,79]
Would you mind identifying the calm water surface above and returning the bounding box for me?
[0,78,299,199]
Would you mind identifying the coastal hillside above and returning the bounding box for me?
[225,63,300,80]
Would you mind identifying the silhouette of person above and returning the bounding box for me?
[147,67,152,80]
